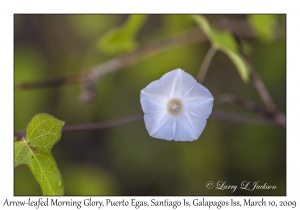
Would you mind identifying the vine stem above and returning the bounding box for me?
[196,46,218,83]
[233,33,286,126]
[14,109,277,140]
[15,18,260,92]
[62,114,143,133]
[14,27,207,91]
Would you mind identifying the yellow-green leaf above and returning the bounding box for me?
[248,14,277,42]
[98,14,148,55]
[191,15,212,39]
[221,48,250,82]
[191,15,238,53]
[14,113,65,195]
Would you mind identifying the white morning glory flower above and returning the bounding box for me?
[140,68,214,141]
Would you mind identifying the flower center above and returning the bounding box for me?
[167,99,182,115]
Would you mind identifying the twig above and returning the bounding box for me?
[196,46,218,83]
[79,27,207,103]
[15,19,260,93]
[14,114,144,139]
[215,94,284,126]
[14,110,277,140]
[210,110,275,125]
[250,70,277,113]
[233,33,286,127]
[62,114,143,133]
[249,69,286,127]
[14,75,79,91]
[216,93,270,117]
[14,27,206,92]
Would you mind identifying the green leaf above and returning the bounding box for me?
[210,28,238,53]
[191,15,238,53]
[221,48,250,82]
[98,14,148,55]
[191,14,250,82]
[14,113,65,195]
[190,15,212,39]
[248,14,277,42]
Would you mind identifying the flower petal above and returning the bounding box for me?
[143,111,170,137]
[150,114,198,141]
[141,79,168,104]
[159,69,179,97]
[173,114,197,141]
[140,93,166,114]
[159,68,198,98]
[150,118,175,141]
[184,82,214,100]
[185,98,214,119]
[177,69,198,97]
[185,112,208,138]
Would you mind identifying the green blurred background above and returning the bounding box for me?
[14,14,286,196]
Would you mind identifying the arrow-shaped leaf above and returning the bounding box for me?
[14,113,65,195]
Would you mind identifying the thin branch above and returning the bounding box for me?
[216,94,286,127]
[14,110,277,140]
[249,69,286,127]
[211,110,275,125]
[79,27,207,103]
[15,19,260,92]
[14,114,144,139]
[196,46,218,83]
[14,75,79,91]
[86,28,206,79]
[62,114,143,133]
[250,70,277,113]
[216,93,270,117]
[248,67,286,127]
[14,27,206,92]
[233,33,286,127]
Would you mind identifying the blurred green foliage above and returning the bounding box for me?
[14,14,286,196]
[191,15,250,82]
[98,14,148,55]
[248,14,278,42]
